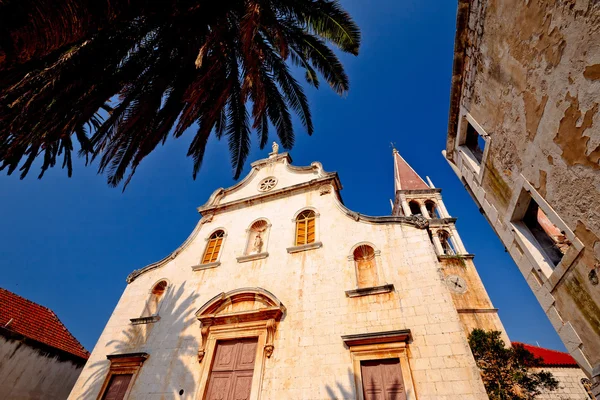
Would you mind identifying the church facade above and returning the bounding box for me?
[69,146,505,400]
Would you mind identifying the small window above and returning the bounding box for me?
[203,230,225,264]
[465,122,485,164]
[438,230,456,255]
[408,201,421,216]
[295,210,316,246]
[354,245,378,288]
[425,200,440,218]
[522,199,569,268]
[246,220,268,255]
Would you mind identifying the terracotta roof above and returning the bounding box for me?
[0,287,89,360]
[513,342,578,368]
[393,149,430,191]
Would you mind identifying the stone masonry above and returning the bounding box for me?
[69,148,497,399]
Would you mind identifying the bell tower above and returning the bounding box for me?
[392,148,508,341]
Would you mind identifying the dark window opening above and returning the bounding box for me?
[438,230,456,255]
[522,199,569,267]
[425,201,439,218]
[465,122,484,164]
[409,201,421,216]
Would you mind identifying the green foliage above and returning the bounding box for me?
[0,0,361,188]
[468,329,559,399]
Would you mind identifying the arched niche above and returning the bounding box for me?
[195,288,286,363]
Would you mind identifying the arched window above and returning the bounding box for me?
[425,200,440,218]
[202,230,225,264]
[409,201,421,216]
[353,245,378,288]
[438,230,456,255]
[143,280,167,317]
[295,210,316,246]
[246,220,269,255]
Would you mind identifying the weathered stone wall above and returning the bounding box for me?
[534,367,590,400]
[440,257,507,342]
[0,335,85,399]
[445,0,600,379]
[69,157,489,399]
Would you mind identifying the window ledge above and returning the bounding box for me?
[345,284,395,298]
[286,241,322,254]
[130,316,160,325]
[191,261,220,271]
[236,252,269,263]
[341,329,412,347]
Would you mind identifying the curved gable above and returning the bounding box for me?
[198,152,338,211]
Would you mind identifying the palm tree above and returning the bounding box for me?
[0,0,360,187]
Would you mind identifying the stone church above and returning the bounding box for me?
[70,145,506,400]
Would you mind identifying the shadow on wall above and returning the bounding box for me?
[325,368,356,400]
[78,282,200,400]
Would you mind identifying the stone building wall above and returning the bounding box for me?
[69,154,489,399]
[535,367,591,400]
[0,335,85,399]
[444,0,600,388]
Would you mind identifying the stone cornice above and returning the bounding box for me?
[341,329,412,347]
[397,188,442,195]
[197,175,342,215]
[428,217,458,225]
[197,154,340,213]
[126,157,431,284]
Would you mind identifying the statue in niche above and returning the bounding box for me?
[253,232,264,254]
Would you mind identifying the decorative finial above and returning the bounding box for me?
[272,142,279,155]
[390,142,398,154]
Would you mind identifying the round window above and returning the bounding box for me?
[258,177,278,192]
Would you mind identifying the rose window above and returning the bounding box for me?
[258,177,277,192]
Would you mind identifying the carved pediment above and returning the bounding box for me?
[195,288,286,362]
[195,288,285,326]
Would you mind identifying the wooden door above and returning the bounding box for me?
[102,374,133,400]
[360,358,406,400]
[205,338,258,400]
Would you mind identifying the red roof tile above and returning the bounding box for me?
[513,342,578,368]
[0,287,89,360]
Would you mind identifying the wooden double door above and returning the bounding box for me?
[205,338,258,400]
[360,358,407,400]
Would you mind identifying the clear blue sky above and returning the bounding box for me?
[0,0,565,352]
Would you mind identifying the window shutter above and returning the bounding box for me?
[102,374,133,400]
[203,231,224,264]
[306,218,315,244]
[296,220,307,245]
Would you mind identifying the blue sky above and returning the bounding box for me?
[0,0,565,352]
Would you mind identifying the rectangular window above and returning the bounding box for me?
[465,122,485,164]
[522,198,569,268]
[360,358,407,400]
[510,187,573,277]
